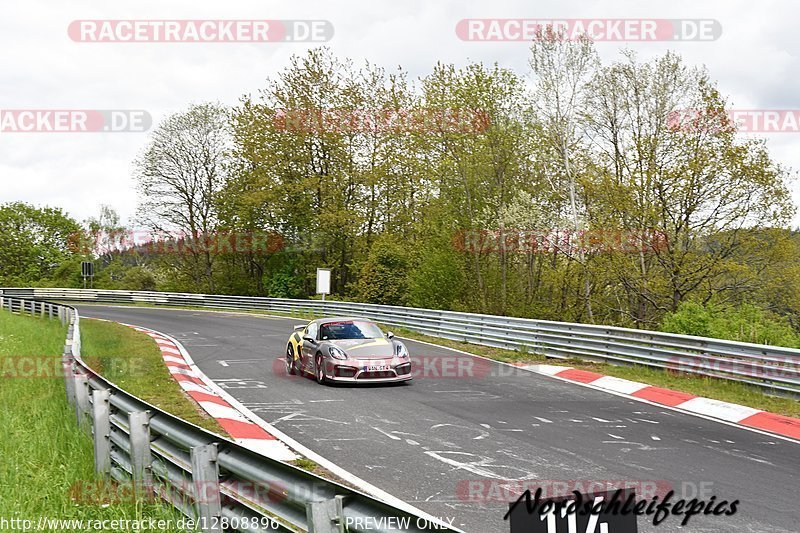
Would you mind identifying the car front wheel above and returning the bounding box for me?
[315,354,327,384]
[286,345,298,375]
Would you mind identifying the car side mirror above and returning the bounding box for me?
[386,331,395,339]
[303,335,315,343]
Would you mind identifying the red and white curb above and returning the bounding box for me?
[400,335,800,443]
[516,363,800,441]
[125,323,298,461]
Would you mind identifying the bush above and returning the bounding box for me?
[660,301,714,337]
[120,266,157,291]
[356,236,410,306]
[266,260,306,298]
[406,244,465,310]
[662,301,800,348]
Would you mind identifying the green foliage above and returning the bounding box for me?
[266,259,306,298]
[41,256,85,288]
[407,242,465,310]
[11,46,798,349]
[660,301,714,337]
[0,202,81,285]
[355,236,410,305]
[119,266,157,291]
[135,103,231,294]
[662,301,800,348]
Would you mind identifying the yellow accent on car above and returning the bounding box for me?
[346,338,390,350]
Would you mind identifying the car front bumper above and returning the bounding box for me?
[326,360,413,383]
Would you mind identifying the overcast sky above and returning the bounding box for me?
[1,0,798,227]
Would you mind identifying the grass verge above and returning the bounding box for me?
[0,309,189,531]
[80,318,223,434]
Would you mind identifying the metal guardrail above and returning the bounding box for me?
[2,288,798,397]
[0,294,462,533]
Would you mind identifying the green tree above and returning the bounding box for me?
[583,51,795,325]
[226,48,418,298]
[407,242,465,310]
[420,61,538,314]
[0,203,81,285]
[134,103,231,293]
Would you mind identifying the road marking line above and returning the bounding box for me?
[372,427,402,440]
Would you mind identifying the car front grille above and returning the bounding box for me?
[335,366,358,378]
[357,370,397,379]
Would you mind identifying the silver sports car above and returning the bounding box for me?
[285,317,413,384]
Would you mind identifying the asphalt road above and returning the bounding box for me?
[77,304,800,533]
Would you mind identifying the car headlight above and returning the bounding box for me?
[395,343,409,358]
[329,346,348,360]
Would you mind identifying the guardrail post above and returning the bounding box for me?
[190,443,223,533]
[91,389,111,476]
[63,349,76,406]
[306,496,345,533]
[74,371,90,427]
[129,411,153,497]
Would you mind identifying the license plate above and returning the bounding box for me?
[365,365,390,371]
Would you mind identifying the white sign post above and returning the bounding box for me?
[316,268,331,301]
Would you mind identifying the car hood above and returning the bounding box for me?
[328,338,395,359]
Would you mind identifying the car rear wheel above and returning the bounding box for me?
[315,354,327,384]
[286,345,298,375]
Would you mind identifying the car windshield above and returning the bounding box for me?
[319,321,384,340]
